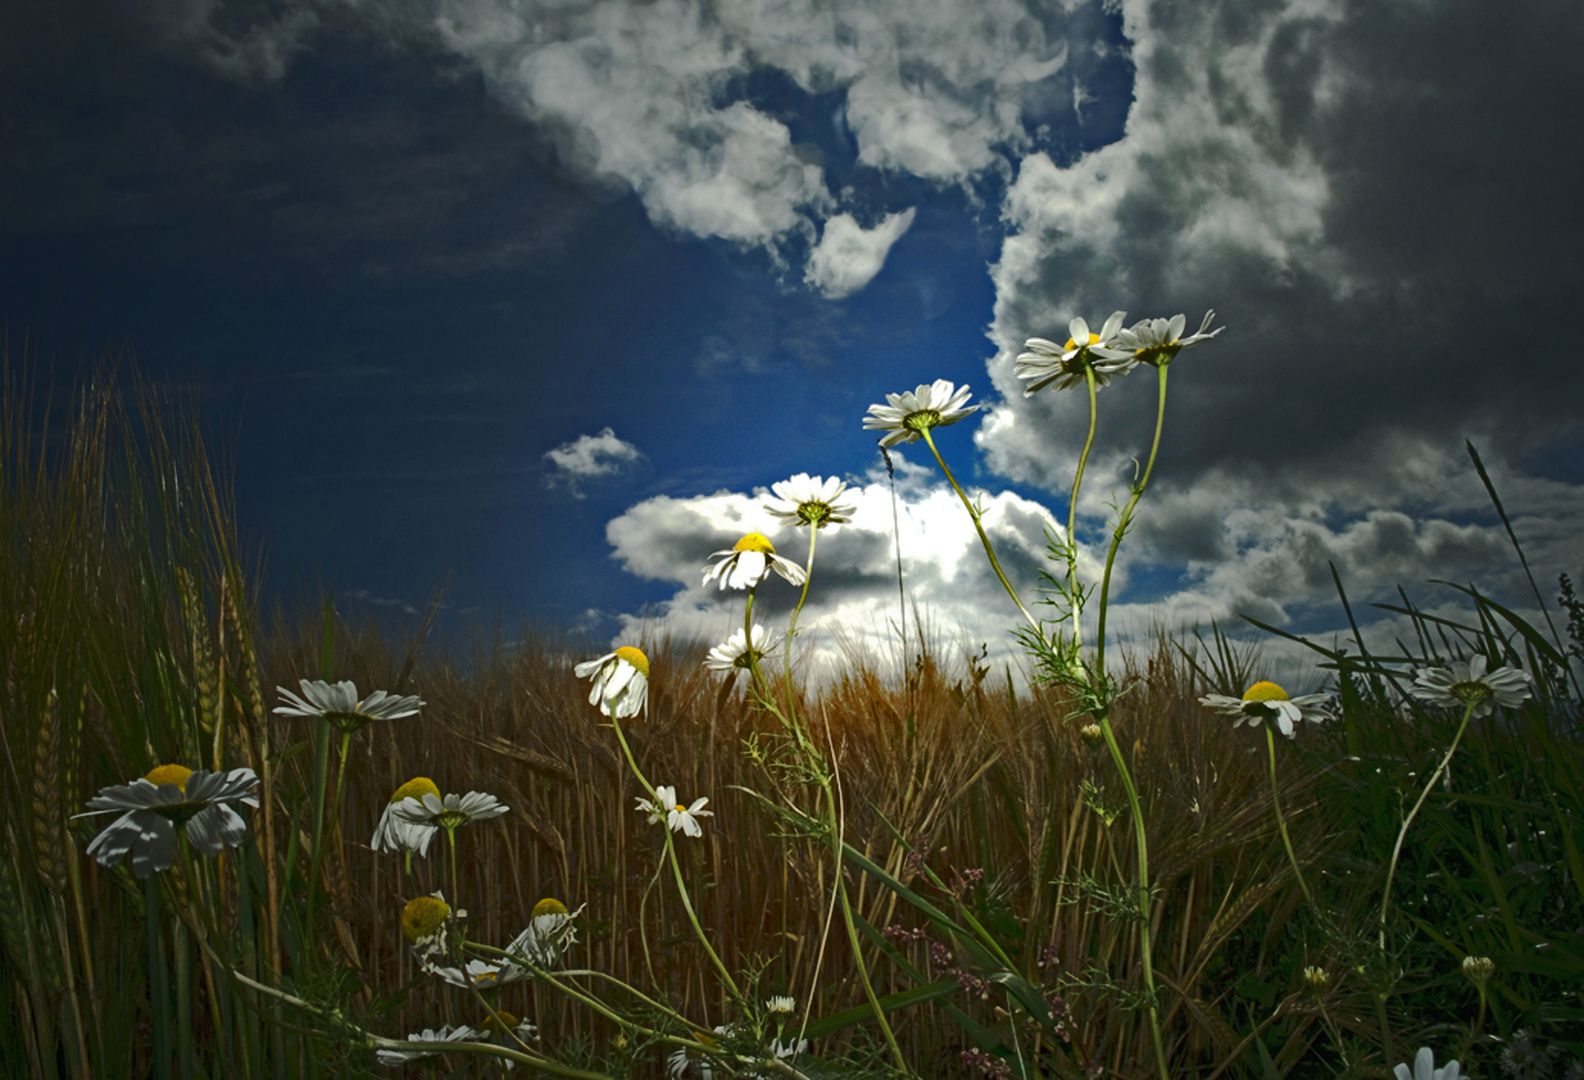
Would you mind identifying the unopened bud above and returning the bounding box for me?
[1461,955,1494,985]
[1303,966,1329,990]
[1080,724,1104,747]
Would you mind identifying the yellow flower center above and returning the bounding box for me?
[615,646,649,677]
[401,895,450,943]
[481,1010,520,1035]
[733,532,776,554]
[673,804,686,814]
[1241,681,1290,703]
[390,776,440,804]
[902,408,942,432]
[1065,332,1101,351]
[144,764,194,790]
[533,897,569,918]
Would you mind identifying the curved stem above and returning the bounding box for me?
[783,524,818,706]
[1097,712,1168,1080]
[1379,699,1478,952]
[1067,368,1101,652]
[662,826,744,1002]
[1267,727,1313,906]
[919,427,1041,638]
[1095,365,1168,677]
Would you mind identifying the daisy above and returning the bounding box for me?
[765,474,856,529]
[1410,654,1533,718]
[668,1028,726,1079]
[371,776,442,857]
[1099,310,1222,369]
[273,679,423,735]
[76,765,258,879]
[765,995,796,1014]
[863,379,978,447]
[509,897,584,967]
[374,1025,480,1067]
[479,1010,538,1069]
[393,790,510,832]
[433,956,529,990]
[636,785,714,838]
[1015,312,1129,395]
[702,533,807,591]
[704,625,782,674]
[401,891,453,962]
[574,646,650,719]
[1200,681,1332,738]
[1394,1046,1464,1080]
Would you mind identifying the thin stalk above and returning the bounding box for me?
[782,523,819,706]
[1094,365,1168,676]
[1379,698,1479,951]
[1097,713,1169,1080]
[303,713,331,948]
[1067,367,1101,651]
[744,586,768,699]
[919,427,1041,637]
[146,874,173,1080]
[1267,727,1314,905]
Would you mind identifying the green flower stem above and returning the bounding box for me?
[782,523,819,705]
[743,587,769,699]
[1266,727,1314,906]
[145,873,173,1080]
[1094,365,1168,677]
[1379,697,1479,953]
[918,427,1042,638]
[836,871,911,1075]
[1096,712,1169,1080]
[1067,366,1102,651]
[304,713,332,946]
[446,827,461,913]
[607,707,744,1004]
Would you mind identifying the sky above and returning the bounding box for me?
[3,0,1582,690]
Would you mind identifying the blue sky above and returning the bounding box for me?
[3,0,1582,685]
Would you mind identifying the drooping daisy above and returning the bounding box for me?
[371,776,443,857]
[1394,1046,1464,1080]
[702,533,807,591]
[510,896,584,967]
[1098,311,1222,369]
[433,956,529,990]
[636,785,714,837]
[863,379,979,447]
[401,891,453,962]
[374,1025,480,1067]
[1200,681,1333,738]
[667,1028,725,1079]
[1410,654,1533,718]
[76,765,259,879]
[1015,312,1130,395]
[479,1010,539,1069]
[765,474,856,529]
[273,679,424,734]
[704,625,782,675]
[574,646,650,719]
[393,790,510,832]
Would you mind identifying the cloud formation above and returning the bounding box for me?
[544,427,644,498]
[804,208,917,299]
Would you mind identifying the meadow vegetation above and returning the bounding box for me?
[2,345,1580,1080]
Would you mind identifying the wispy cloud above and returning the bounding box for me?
[544,427,644,499]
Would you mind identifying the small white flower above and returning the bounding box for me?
[433,956,529,989]
[636,785,713,838]
[371,777,442,857]
[705,625,782,675]
[374,1025,480,1066]
[401,892,454,963]
[1411,654,1533,719]
[574,646,650,718]
[702,533,806,591]
[668,1028,728,1079]
[862,379,979,447]
[1200,681,1332,738]
[771,1037,809,1059]
[273,679,423,734]
[1394,1046,1464,1080]
[393,790,510,831]
[509,897,584,967]
[1015,312,1130,395]
[765,995,796,1014]
[1097,310,1222,368]
[765,473,856,528]
[76,765,259,879]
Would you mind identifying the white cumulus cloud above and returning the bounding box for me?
[544,427,643,498]
[803,208,916,299]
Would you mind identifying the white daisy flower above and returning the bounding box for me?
[1015,312,1129,396]
[393,790,509,832]
[765,473,855,529]
[668,1028,727,1079]
[374,1025,480,1066]
[371,776,442,857]
[509,897,584,967]
[401,891,453,963]
[1394,1046,1464,1080]
[704,625,782,675]
[479,1010,539,1070]
[636,785,713,838]
[574,646,650,719]
[1410,654,1533,718]
[433,956,529,990]
[75,765,258,879]
[765,995,795,1014]
[273,679,423,734]
[1098,310,1222,369]
[702,533,807,591]
[1200,681,1333,738]
[862,379,979,447]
